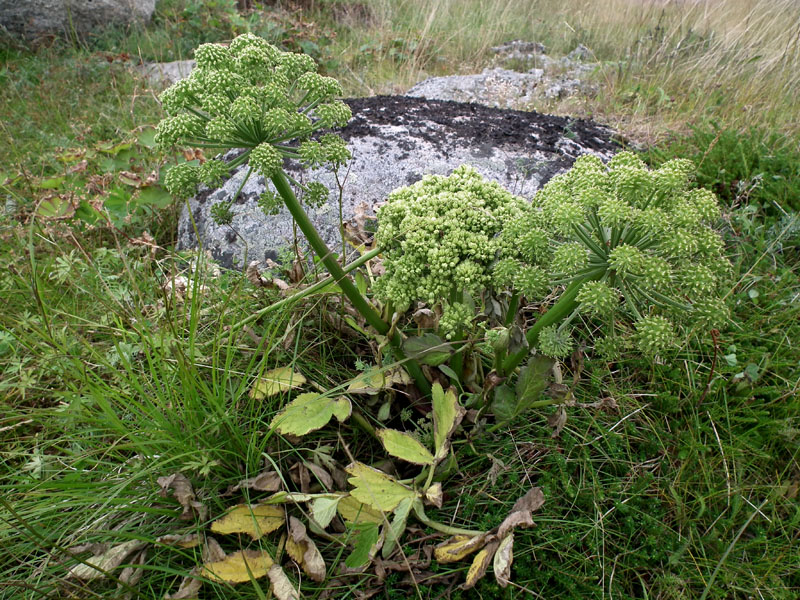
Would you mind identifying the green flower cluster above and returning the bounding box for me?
[374,165,526,312]
[505,151,731,357]
[155,33,352,199]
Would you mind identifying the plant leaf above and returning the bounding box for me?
[377,429,435,465]
[250,367,307,399]
[347,367,412,394]
[285,516,326,582]
[346,462,417,512]
[403,333,453,366]
[67,540,147,580]
[210,504,284,540]
[310,496,341,529]
[157,473,207,521]
[382,497,413,559]
[345,523,380,568]
[432,383,465,462]
[462,542,499,590]
[515,356,554,406]
[164,568,203,599]
[270,393,351,437]
[434,534,487,563]
[201,549,274,584]
[490,384,516,422]
[267,564,300,600]
[337,495,384,525]
[493,533,514,588]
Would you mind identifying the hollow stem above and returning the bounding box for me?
[270,170,431,396]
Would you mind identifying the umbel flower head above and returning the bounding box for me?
[374,166,527,336]
[155,33,352,199]
[503,151,732,357]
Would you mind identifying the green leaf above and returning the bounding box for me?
[36,195,74,219]
[347,367,412,395]
[514,355,554,405]
[382,497,413,559]
[432,383,465,462]
[490,384,517,422]
[346,462,417,512]
[310,496,341,529]
[438,364,459,381]
[136,186,173,208]
[74,200,103,224]
[137,127,158,148]
[403,333,453,366]
[345,523,379,568]
[270,393,351,437]
[355,271,368,296]
[36,176,66,190]
[377,429,434,466]
[250,367,307,399]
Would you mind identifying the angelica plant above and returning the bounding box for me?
[498,151,731,373]
[154,33,429,394]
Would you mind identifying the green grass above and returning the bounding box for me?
[2,1,800,599]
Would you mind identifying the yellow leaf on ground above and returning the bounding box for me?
[434,534,487,563]
[210,504,284,540]
[337,495,384,525]
[462,541,499,590]
[250,367,307,399]
[346,368,412,394]
[377,429,434,465]
[346,462,417,512]
[201,549,274,583]
[270,393,351,437]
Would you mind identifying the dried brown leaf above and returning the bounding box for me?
[157,473,207,521]
[155,533,201,549]
[231,470,282,493]
[164,568,203,599]
[493,534,514,588]
[286,516,326,582]
[246,261,269,287]
[267,564,300,600]
[202,537,226,563]
[547,406,567,438]
[306,462,334,490]
[67,540,147,580]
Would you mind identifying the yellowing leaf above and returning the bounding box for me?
[434,534,487,563]
[346,462,417,512]
[267,564,300,600]
[210,504,284,540]
[493,533,514,588]
[67,540,147,580]
[270,393,351,437]
[432,383,465,462]
[337,495,384,525]
[377,429,434,465]
[201,549,274,583]
[382,496,413,559]
[462,541,499,590]
[250,367,307,399]
[285,516,326,582]
[424,482,443,508]
[347,368,412,394]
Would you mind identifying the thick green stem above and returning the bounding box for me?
[270,171,431,396]
[413,504,484,537]
[501,273,601,376]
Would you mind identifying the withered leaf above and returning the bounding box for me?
[493,533,514,588]
[285,516,326,582]
[157,473,207,521]
[202,537,226,563]
[424,482,443,508]
[231,470,282,493]
[306,461,334,490]
[462,541,499,590]
[547,405,567,438]
[434,534,487,564]
[164,567,203,599]
[201,549,274,583]
[155,533,201,549]
[268,564,300,600]
[210,504,284,540]
[67,540,147,580]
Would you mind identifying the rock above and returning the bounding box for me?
[138,60,196,87]
[407,43,598,110]
[0,0,155,38]
[177,96,619,270]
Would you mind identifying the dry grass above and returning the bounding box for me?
[326,0,800,141]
